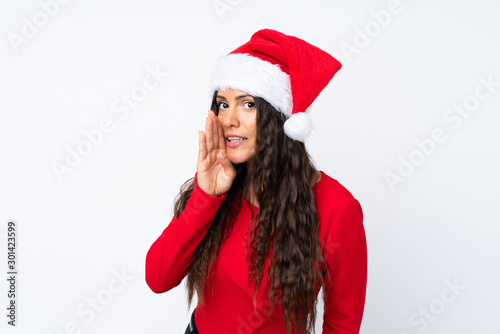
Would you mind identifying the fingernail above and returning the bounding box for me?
[220,153,224,160]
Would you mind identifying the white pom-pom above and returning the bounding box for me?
[283,111,315,143]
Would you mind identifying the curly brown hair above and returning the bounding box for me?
[172,91,331,334]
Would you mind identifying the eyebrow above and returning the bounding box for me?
[216,94,253,101]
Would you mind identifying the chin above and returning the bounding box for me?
[227,153,250,165]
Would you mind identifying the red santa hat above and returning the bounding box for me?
[208,28,342,142]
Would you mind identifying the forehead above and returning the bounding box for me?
[216,88,252,97]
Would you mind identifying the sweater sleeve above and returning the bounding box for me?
[322,200,367,333]
[145,178,227,294]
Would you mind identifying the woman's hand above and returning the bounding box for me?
[197,110,236,197]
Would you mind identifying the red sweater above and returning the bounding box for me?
[145,170,367,333]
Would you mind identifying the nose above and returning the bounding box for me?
[220,104,239,129]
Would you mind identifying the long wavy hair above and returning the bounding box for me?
[173,91,331,334]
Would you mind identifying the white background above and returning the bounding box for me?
[1,0,499,333]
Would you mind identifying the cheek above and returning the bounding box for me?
[245,115,257,138]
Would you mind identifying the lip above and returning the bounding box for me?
[225,134,247,148]
[225,134,247,139]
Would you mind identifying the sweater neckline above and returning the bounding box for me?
[243,170,324,210]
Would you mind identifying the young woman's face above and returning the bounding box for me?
[216,88,257,166]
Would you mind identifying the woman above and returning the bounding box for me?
[146,29,367,334]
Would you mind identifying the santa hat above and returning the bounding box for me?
[208,29,342,142]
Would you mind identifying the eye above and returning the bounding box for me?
[244,101,255,109]
[217,101,229,110]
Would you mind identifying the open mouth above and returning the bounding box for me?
[227,137,247,142]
